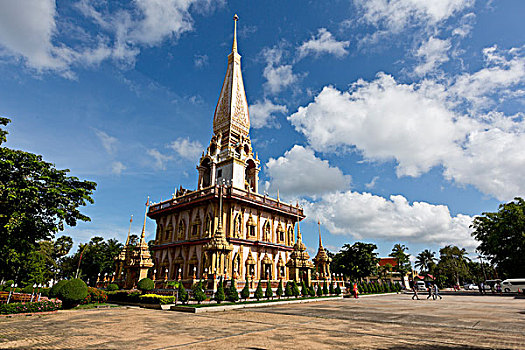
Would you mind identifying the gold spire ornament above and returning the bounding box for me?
[232,14,239,53]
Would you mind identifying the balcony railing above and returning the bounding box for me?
[148,185,304,217]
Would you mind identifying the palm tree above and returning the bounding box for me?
[415,250,436,273]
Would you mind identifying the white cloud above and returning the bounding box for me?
[450,46,525,110]
[354,0,474,34]
[288,47,525,201]
[193,54,208,68]
[262,46,300,94]
[94,129,118,154]
[289,74,465,177]
[249,99,288,129]
[365,176,379,189]
[167,137,203,162]
[298,28,350,59]
[265,145,351,198]
[0,0,220,75]
[414,37,451,76]
[305,191,476,249]
[147,148,172,170]
[111,161,126,175]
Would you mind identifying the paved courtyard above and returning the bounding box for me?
[1,294,524,349]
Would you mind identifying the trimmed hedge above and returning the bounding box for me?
[50,280,68,298]
[107,290,142,303]
[137,278,154,293]
[0,300,62,315]
[59,279,88,309]
[139,294,176,304]
[107,283,119,291]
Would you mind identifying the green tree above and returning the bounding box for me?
[316,284,323,296]
[300,280,308,296]
[436,245,470,286]
[308,285,316,296]
[322,281,328,295]
[0,118,96,282]
[471,197,525,278]
[240,282,250,300]
[335,284,341,295]
[254,280,264,301]
[226,279,239,302]
[389,244,411,278]
[264,280,273,299]
[276,279,283,298]
[192,281,207,304]
[292,281,300,298]
[329,281,334,295]
[331,242,379,280]
[137,278,154,293]
[178,282,189,304]
[214,277,225,303]
[284,281,293,297]
[61,236,122,284]
[415,249,437,274]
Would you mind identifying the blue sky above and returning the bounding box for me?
[1,0,524,260]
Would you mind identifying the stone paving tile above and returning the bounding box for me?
[0,294,523,349]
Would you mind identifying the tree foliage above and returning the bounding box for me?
[389,244,411,277]
[435,245,470,286]
[214,277,225,303]
[331,242,379,280]
[0,118,96,281]
[471,197,525,278]
[415,249,436,273]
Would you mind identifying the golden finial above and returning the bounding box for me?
[125,215,133,246]
[277,188,280,202]
[232,14,239,53]
[141,196,150,242]
[318,220,323,248]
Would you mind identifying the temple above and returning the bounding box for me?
[113,16,341,292]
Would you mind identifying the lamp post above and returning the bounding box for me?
[6,283,16,304]
[193,266,196,279]
[178,268,182,281]
[30,284,37,302]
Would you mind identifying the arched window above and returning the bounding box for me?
[287,226,294,246]
[178,220,186,240]
[277,223,285,243]
[246,215,256,237]
[200,158,212,188]
[204,213,213,237]
[233,214,242,238]
[192,216,201,237]
[245,159,256,192]
[165,223,173,240]
[263,221,271,241]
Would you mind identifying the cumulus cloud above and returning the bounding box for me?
[111,161,126,175]
[414,37,451,76]
[147,148,172,170]
[298,28,350,59]
[262,46,300,94]
[249,99,288,129]
[265,145,351,198]
[288,46,525,200]
[304,191,477,249]
[167,137,203,162]
[94,129,118,154]
[0,0,220,76]
[354,0,474,34]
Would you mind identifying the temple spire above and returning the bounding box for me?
[125,215,133,245]
[140,197,149,243]
[232,14,239,53]
[318,220,323,248]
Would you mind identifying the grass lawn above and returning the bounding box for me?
[73,303,119,310]
[177,295,341,308]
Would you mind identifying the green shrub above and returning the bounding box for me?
[226,279,239,302]
[106,290,142,303]
[193,281,207,304]
[254,280,264,301]
[107,283,119,291]
[276,280,284,298]
[308,285,315,297]
[240,282,250,300]
[139,294,176,304]
[2,280,14,291]
[329,282,334,295]
[22,285,35,294]
[292,281,300,298]
[178,282,189,304]
[300,281,308,296]
[0,300,62,315]
[59,279,88,309]
[323,282,329,295]
[264,280,273,299]
[316,284,323,297]
[49,280,68,298]
[40,287,50,297]
[80,287,108,304]
[137,278,154,293]
[214,277,225,304]
[335,284,341,295]
[284,281,293,297]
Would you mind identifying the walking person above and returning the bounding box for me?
[426,283,433,300]
[411,282,419,300]
[353,282,359,299]
[433,283,442,300]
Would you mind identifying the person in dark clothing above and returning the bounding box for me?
[426,283,433,299]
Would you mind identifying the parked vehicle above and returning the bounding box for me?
[464,283,478,290]
[501,279,525,293]
[415,281,427,291]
